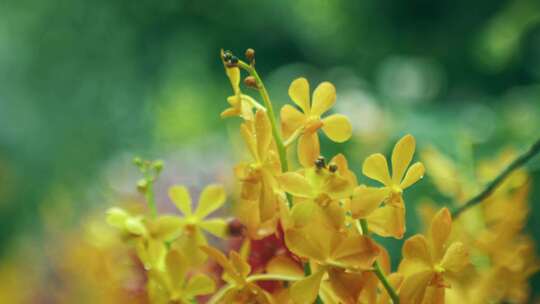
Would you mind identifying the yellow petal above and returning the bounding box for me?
[125,217,147,236]
[367,205,405,239]
[230,251,251,279]
[350,185,389,219]
[153,215,183,241]
[277,172,314,198]
[200,218,227,238]
[285,229,327,261]
[399,270,433,304]
[280,104,306,140]
[311,81,336,116]
[362,153,391,186]
[177,229,208,266]
[240,122,259,161]
[220,107,239,118]
[185,274,215,297]
[290,201,318,228]
[391,134,416,184]
[255,109,272,160]
[169,185,193,216]
[330,153,358,186]
[327,268,367,303]
[321,114,352,143]
[266,255,304,278]
[400,162,425,189]
[195,184,226,219]
[422,285,445,304]
[402,235,432,266]
[429,208,452,260]
[290,268,325,304]
[440,242,469,273]
[200,246,235,277]
[288,77,310,113]
[298,132,320,168]
[106,207,129,229]
[165,249,188,287]
[225,66,240,93]
[331,235,380,270]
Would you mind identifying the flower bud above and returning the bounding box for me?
[136,179,148,193]
[245,48,255,62]
[226,218,245,237]
[244,76,258,89]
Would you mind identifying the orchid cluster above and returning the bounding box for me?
[106,49,540,304]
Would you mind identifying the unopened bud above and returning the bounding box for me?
[153,160,164,173]
[244,76,257,88]
[226,218,245,237]
[245,48,255,62]
[136,179,148,193]
[133,157,143,167]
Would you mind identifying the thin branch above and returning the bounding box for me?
[451,137,540,218]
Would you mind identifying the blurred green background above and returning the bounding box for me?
[1,0,540,299]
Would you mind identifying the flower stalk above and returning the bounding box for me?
[452,137,540,217]
[360,219,400,304]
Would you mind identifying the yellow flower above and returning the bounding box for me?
[398,208,469,304]
[358,134,425,238]
[277,154,356,205]
[168,184,227,265]
[235,109,282,238]
[148,248,215,303]
[220,50,254,120]
[201,246,274,304]
[280,77,353,167]
[283,201,380,304]
[106,207,183,269]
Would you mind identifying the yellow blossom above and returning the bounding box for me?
[280,77,353,167]
[168,184,227,265]
[398,208,469,304]
[283,201,380,304]
[148,248,215,303]
[201,246,275,304]
[235,109,282,238]
[358,134,425,238]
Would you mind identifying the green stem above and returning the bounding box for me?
[359,219,400,304]
[145,176,158,219]
[451,137,540,218]
[238,61,289,174]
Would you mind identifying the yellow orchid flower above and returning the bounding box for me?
[201,246,275,304]
[358,134,425,238]
[106,207,183,269]
[168,184,227,265]
[280,77,353,167]
[148,248,215,303]
[362,134,425,205]
[277,154,356,206]
[283,201,380,304]
[235,109,282,239]
[398,208,469,304]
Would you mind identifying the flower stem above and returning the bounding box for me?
[359,219,400,304]
[145,178,158,219]
[451,137,540,218]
